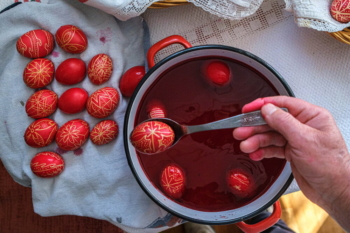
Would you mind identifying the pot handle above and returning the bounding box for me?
[236,201,282,233]
[147,35,192,68]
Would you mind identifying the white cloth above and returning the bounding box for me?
[64,0,350,32]
[0,1,178,233]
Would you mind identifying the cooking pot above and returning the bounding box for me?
[124,35,294,233]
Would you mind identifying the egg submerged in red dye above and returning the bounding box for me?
[202,60,231,86]
[160,165,186,199]
[227,168,255,197]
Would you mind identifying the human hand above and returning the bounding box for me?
[233,96,350,228]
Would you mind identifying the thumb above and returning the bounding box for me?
[261,103,304,142]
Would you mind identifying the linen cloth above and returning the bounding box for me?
[38,0,350,32]
[0,1,180,233]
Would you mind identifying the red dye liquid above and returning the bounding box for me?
[135,57,286,211]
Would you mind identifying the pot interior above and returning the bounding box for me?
[125,46,293,224]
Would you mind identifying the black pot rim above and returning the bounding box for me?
[124,45,295,225]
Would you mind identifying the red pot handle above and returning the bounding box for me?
[236,201,282,233]
[147,35,192,69]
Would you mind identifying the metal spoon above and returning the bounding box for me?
[131,108,288,153]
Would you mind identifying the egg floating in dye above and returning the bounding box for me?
[204,60,231,86]
[119,66,145,97]
[90,120,119,145]
[149,106,166,119]
[55,58,86,85]
[160,165,185,199]
[23,58,55,89]
[147,100,166,119]
[227,169,254,197]
[55,25,88,54]
[130,121,175,154]
[30,151,65,178]
[88,54,113,85]
[24,118,58,148]
[86,87,120,118]
[25,89,58,119]
[58,88,88,114]
[55,119,90,151]
[331,0,350,23]
[16,29,54,58]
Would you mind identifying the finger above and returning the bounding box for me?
[261,103,305,143]
[233,125,273,140]
[249,146,285,161]
[243,96,321,119]
[240,132,287,153]
[248,146,286,161]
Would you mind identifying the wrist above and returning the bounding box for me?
[321,152,350,231]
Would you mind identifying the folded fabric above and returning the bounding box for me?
[76,0,350,32]
[0,1,181,232]
[285,0,350,32]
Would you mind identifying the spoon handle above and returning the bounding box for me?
[185,108,288,134]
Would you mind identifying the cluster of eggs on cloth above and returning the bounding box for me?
[18,25,129,178]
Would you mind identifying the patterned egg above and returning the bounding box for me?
[86,87,120,118]
[55,58,86,85]
[88,54,113,85]
[30,151,64,178]
[147,100,166,119]
[23,58,55,89]
[58,88,88,114]
[204,60,231,86]
[90,120,119,145]
[160,165,185,199]
[16,29,54,58]
[331,0,350,23]
[25,89,58,119]
[24,118,58,148]
[227,169,254,197]
[56,119,90,151]
[55,25,88,54]
[119,66,145,97]
[130,121,175,154]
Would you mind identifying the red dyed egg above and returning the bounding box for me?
[204,61,231,86]
[16,29,54,58]
[56,119,90,151]
[23,58,54,89]
[86,87,120,118]
[24,118,58,148]
[30,151,64,178]
[227,169,254,197]
[331,0,350,23]
[55,58,86,85]
[147,100,166,118]
[55,25,88,54]
[25,89,58,119]
[130,121,174,154]
[119,66,145,97]
[58,88,88,114]
[90,120,119,145]
[160,165,185,199]
[88,54,113,85]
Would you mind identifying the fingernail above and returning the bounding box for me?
[263,103,277,116]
